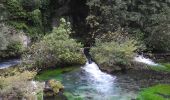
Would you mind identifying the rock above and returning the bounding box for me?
[43,79,67,100]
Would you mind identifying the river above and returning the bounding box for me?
[36,56,170,100]
[0,59,21,69]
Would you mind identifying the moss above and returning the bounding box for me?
[36,66,79,81]
[48,79,64,94]
[161,63,170,71]
[64,92,83,100]
[150,63,170,72]
[137,84,170,100]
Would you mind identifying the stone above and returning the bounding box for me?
[43,79,67,100]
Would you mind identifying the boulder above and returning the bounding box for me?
[43,79,67,100]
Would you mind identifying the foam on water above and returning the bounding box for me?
[134,55,159,66]
[82,62,117,94]
[82,62,116,82]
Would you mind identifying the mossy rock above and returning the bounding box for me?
[48,79,64,94]
[44,79,64,97]
[43,79,67,100]
[137,84,170,100]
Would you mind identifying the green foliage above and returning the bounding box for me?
[0,23,25,59]
[86,0,170,52]
[48,79,64,94]
[7,41,23,53]
[28,9,42,26]
[23,18,86,69]
[145,23,170,52]
[0,71,44,99]
[137,84,170,100]
[21,0,40,11]
[90,31,139,70]
[0,3,8,20]
[91,39,138,68]
[5,0,44,38]
[6,0,27,18]
[0,30,8,50]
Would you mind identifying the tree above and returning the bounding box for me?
[86,0,170,52]
[23,18,86,69]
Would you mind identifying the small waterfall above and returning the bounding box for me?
[82,62,116,95]
[134,55,159,66]
[82,62,115,81]
[0,59,20,69]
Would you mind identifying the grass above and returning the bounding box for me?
[137,84,170,100]
[35,66,79,81]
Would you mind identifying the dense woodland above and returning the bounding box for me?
[0,0,170,100]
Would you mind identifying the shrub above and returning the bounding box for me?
[22,18,86,69]
[90,31,140,71]
[0,31,8,50]
[0,71,44,99]
[0,23,25,59]
[48,79,64,94]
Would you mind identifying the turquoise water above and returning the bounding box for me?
[37,63,137,100]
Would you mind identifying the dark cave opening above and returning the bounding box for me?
[69,0,90,47]
[43,0,90,46]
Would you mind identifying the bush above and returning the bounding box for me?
[90,31,139,71]
[0,23,25,59]
[0,71,44,99]
[0,31,8,51]
[145,23,170,52]
[23,18,86,69]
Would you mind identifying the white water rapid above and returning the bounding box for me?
[83,62,116,81]
[0,59,21,69]
[82,62,117,94]
[134,55,159,66]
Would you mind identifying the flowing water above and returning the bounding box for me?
[0,59,20,69]
[62,63,137,100]
[37,59,170,100]
[134,55,159,66]
[39,62,137,100]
